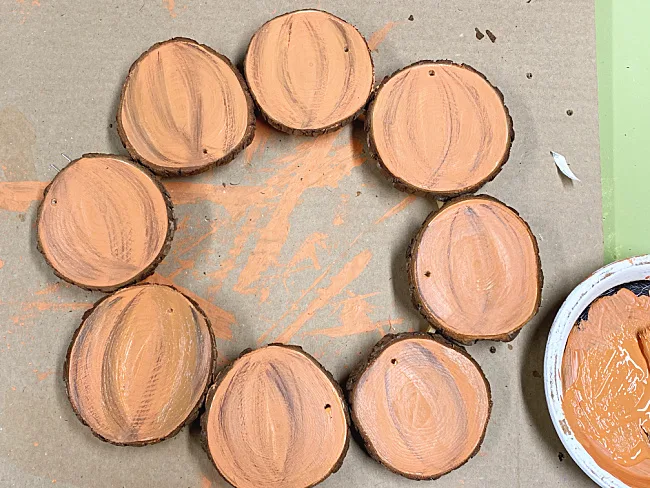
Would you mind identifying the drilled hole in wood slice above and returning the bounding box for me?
[409,196,542,343]
[203,344,349,488]
[368,61,512,196]
[348,333,491,480]
[244,10,374,135]
[118,37,255,176]
[65,284,215,446]
[37,154,173,291]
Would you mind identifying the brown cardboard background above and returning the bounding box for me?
[0,0,602,486]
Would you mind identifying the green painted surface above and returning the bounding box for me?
[597,0,650,263]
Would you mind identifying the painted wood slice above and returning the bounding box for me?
[408,195,542,343]
[244,9,374,135]
[202,344,349,488]
[118,37,255,176]
[37,154,173,291]
[65,284,215,445]
[347,332,491,480]
[367,61,513,196]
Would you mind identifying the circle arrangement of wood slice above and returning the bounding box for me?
[347,332,492,480]
[37,154,173,291]
[65,284,215,446]
[244,9,374,135]
[408,195,542,343]
[202,344,349,488]
[118,37,255,176]
[367,61,513,197]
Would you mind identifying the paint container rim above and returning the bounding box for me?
[544,254,650,488]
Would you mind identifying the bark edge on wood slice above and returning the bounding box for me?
[407,195,543,344]
[117,37,256,176]
[64,283,217,446]
[346,332,492,480]
[366,60,514,197]
[244,9,374,136]
[36,153,175,292]
[201,344,350,488]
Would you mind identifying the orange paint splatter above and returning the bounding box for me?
[200,475,212,488]
[308,292,403,338]
[375,194,417,224]
[0,181,46,212]
[273,249,373,343]
[10,300,92,327]
[145,273,236,340]
[13,0,39,23]
[0,259,4,269]
[35,282,63,295]
[234,130,365,299]
[166,182,264,220]
[285,233,328,275]
[333,214,344,226]
[163,0,176,17]
[35,370,54,382]
[367,21,399,51]
[33,442,39,447]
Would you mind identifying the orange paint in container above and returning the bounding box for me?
[563,288,650,485]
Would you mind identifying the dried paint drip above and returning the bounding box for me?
[563,288,650,486]
[66,284,215,446]
[118,37,255,175]
[347,333,491,479]
[37,154,173,291]
[245,10,374,135]
[203,344,349,488]
[367,61,512,196]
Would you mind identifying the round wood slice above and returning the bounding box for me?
[367,60,513,197]
[37,154,174,292]
[244,9,374,135]
[202,344,349,488]
[65,283,216,446]
[117,37,255,176]
[407,195,542,343]
[347,332,492,480]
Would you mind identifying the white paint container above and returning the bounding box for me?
[544,254,650,488]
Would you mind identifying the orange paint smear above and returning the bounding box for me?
[35,282,64,295]
[166,182,264,220]
[375,194,417,224]
[367,21,399,51]
[35,370,54,382]
[285,232,328,275]
[200,476,212,488]
[163,0,176,17]
[233,130,365,300]
[563,289,650,485]
[0,259,4,269]
[243,119,273,164]
[0,181,46,212]
[145,273,236,340]
[273,249,372,343]
[308,292,403,338]
[10,300,92,327]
